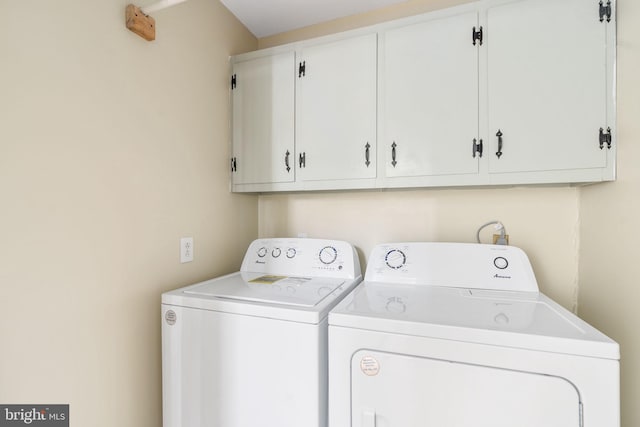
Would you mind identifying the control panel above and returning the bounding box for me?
[240,238,361,280]
[365,242,538,292]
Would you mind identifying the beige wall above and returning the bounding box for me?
[260,188,580,309]
[258,0,637,426]
[0,0,257,426]
[579,1,640,426]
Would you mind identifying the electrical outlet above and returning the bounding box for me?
[493,234,510,245]
[180,237,194,263]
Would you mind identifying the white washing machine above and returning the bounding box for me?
[162,238,362,427]
[328,242,619,427]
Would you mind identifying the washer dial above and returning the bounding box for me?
[272,247,281,258]
[385,249,406,269]
[286,248,297,259]
[319,246,338,265]
[257,247,267,258]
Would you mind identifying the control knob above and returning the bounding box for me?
[319,246,338,265]
[494,257,509,269]
[385,249,406,269]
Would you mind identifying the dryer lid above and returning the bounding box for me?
[329,282,619,360]
[184,272,346,307]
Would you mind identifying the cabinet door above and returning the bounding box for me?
[486,0,609,174]
[297,34,377,182]
[231,52,295,185]
[381,11,480,178]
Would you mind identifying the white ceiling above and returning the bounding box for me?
[219,0,408,38]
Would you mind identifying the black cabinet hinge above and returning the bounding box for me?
[472,26,483,46]
[298,61,306,78]
[473,138,483,158]
[231,74,237,90]
[299,152,306,168]
[599,0,612,22]
[231,157,237,172]
[599,127,612,150]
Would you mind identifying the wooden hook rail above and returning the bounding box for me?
[126,4,156,41]
[125,1,188,41]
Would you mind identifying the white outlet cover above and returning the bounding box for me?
[180,237,194,263]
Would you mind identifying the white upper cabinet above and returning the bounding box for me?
[380,10,480,180]
[484,0,614,181]
[231,51,296,188]
[229,0,616,193]
[296,33,377,184]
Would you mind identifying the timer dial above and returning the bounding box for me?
[385,249,406,269]
[319,246,338,265]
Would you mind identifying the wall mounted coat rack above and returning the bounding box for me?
[126,0,188,41]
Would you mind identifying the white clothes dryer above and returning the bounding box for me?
[328,242,619,427]
[162,238,362,427]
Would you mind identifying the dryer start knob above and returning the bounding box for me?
[494,256,509,269]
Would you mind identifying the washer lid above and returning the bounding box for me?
[329,282,619,360]
[183,272,346,307]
